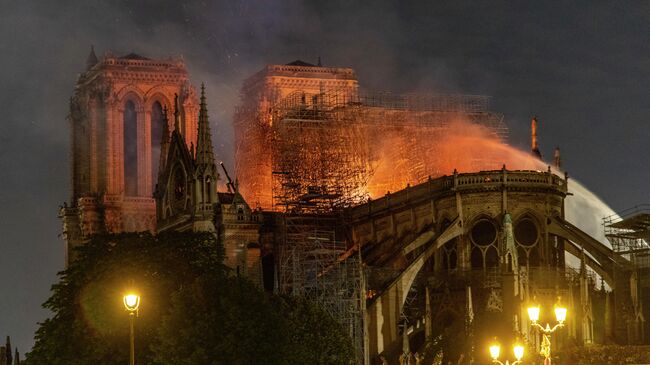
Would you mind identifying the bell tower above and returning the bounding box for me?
[60,47,199,264]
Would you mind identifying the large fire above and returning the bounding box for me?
[236,88,553,212]
[366,117,545,198]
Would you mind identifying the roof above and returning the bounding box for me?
[217,192,234,204]
[286,60,316,67]
[610,213,650,237]
[119,53,151,60]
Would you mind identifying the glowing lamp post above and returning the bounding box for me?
[123,293,141,365]
[489,342,524,365]
[527,302,567,365]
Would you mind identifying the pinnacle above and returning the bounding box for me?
[86,45,98,70]
[196,84,215,167]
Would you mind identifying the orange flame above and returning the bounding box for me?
[366,118,545,198]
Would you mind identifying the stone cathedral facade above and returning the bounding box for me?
[60,48,261,281]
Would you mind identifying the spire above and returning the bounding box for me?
[531,116,542,159]
[86,45,98,70]
[13,349,18,365]
[5,337,11,365]
[173,93,181,132]
[195,83,215,166]
[317,56,322,67]
[554,146,562,170]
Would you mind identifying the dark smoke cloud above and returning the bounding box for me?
[0,0,648,353]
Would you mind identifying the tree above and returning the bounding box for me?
[283,297,356,364]
[27,232,355,365]
[27,231,225,365]
[152,273,291,365]
[153,275,356,365]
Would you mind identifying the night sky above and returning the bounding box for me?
[1,0,648,353]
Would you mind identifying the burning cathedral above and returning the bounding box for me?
[60,48,650,364]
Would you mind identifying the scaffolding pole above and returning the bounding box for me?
[277,214,366,363]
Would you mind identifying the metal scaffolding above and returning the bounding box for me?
[236,87,510,364]
[271,90,374,213]
[264,89,508,213]
[604,205,650,267]
[277,214,366,363]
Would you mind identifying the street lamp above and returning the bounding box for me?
[489,342,524,365]
[527,300,566,365]
[123,293,140,365]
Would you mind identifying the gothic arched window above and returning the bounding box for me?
[151,101,164,191]
[470,248,483,269]
[469,218,498,270]
[439,218,458,271]
[515,216,541,267]
[205,176,211,204]
[485,247,499,267]
[172,165,186,211]
[514,217,538,246]
[123,100,138,196]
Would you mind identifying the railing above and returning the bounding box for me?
[102,56,185,69]
[349,169,567,219]
[415,266,596,293]
[265,64,357,78]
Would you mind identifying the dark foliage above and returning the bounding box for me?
[26,232,354,365]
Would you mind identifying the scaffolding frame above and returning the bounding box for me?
[271,91,373,213]
[277,214,366,363]
[235,87,511,364]
[604,205,650,267]
[604,205,650,252]
[267,89,508,213]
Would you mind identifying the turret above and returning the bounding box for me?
[531,116,542,159]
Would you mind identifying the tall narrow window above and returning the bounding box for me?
[206,176,211,204]
[123,100,138,196]
[151,101,164,191]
